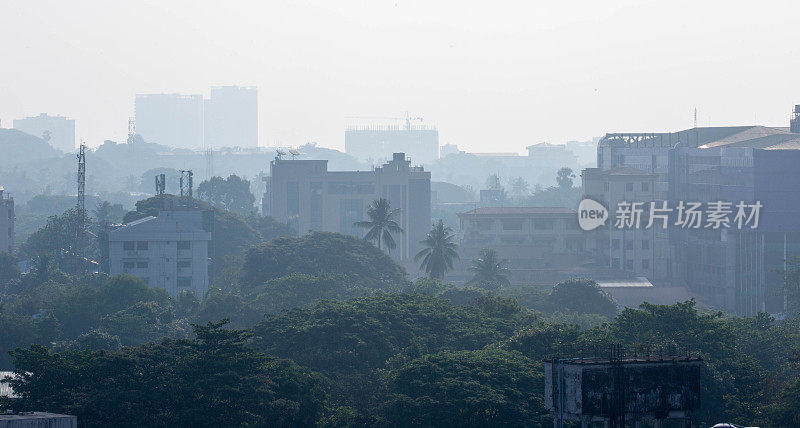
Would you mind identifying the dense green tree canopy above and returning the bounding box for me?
[240,231,407,290]
[547,278,618,318]
[197,174,256,215]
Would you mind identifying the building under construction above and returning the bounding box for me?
[345,122,439,164]
[545,355,702,427]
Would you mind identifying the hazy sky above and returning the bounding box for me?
[2,0,799,153]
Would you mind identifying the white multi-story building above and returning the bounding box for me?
[0,187,14,253]
[109,208,211,296]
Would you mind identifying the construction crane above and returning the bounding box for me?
[345,112,423,130]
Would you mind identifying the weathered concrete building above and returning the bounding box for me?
[345,124,439,164]
[545,356,702,427]
[267,153,431,261]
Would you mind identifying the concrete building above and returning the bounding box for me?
[0,412,77,428]
[345,124,439,164]
[135,94,204,149]
[581,167,669,282]
[267,152,430,261]
[588,109,800,315]
[204,86,258,148]
[0,188,14,253]
[13,113,75,152]
[526,142,579,167]
[108,207,212,296]
[545,356,702,427]
[454,207,584,284]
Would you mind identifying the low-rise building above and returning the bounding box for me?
[0,412,76,428]
[454,207,584,284]
[0,187,14,253]
[108,208,211,296]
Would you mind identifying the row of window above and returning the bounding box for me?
[612,258,650,270]
[122,260,192,269]
[474,219,578,231]
[122,241,191,251]
[611,239,650,250]
[603,182,651,192]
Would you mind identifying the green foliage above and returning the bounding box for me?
[20,208,95,271]
[354,197,404,252]
[250,273,382,315]
[241,231,407,291]
[0,251,20,290]
[382,349,546,427]
[467,248,510,291]
[252,293,525,375]
[415,219,459,280]
[197,174,256,215]
[6,321,327,427]
[555,167,575,189]
[547,278,618,317]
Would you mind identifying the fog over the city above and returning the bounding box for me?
[2,0,799,151]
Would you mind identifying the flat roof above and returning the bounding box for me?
[458,206,575,216]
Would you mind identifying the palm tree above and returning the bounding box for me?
[467,248,510,291]
[415,219,459,280]
[354,198,404,251]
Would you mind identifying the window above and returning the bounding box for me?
[177,277,192,288]
[137,241,148,250]
[603,182,610,192]
[177,260,191,268]
[136,261,148,268]
[641,182,650,192]
[641,240,650,250]
[534,219,554,230]
[625,183,634,192]
[123,262,135,269]
[624,240,633,250]
[612,239,620,250]
[625,259,634,270]
[642,259,650,269]
[501,219,524,231]
[476,219,494,231]
[612,258,620,268]
[123,241,134,251]
[177,241,190,250]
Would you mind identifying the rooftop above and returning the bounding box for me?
[458,206,575,216]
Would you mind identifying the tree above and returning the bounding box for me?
[0,251,20,289]
[485,174,503,190]
[240,231,407,291]
[382,349,545,427]
[467,248,510,291]
[415,220,459,280]
[556,167,575,189]
[354,198,404,252]
[197,175,256,215]
[510,177,530,199]
[547,278,618,318]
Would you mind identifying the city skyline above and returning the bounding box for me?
[2,1,799,152]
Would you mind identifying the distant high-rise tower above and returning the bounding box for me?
[204,86,258,148]
[13,113,76,152]
[134,94,204,149]
[791,105,800,133]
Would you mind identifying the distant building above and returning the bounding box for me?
[204,86,258,148]
[108,207,212,296]
[135,94,204,149]
[526,142,579,167]
[455,207,584,284]
[0,412,76,428]
[13,113,75,152]
[439,143,463,158]
[589,111,800,315]
[267,152,431,261]
[581,167,668,282]
[0,187,14,253]
[346,124,439,164]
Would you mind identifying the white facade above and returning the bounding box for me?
[0,188,14,253]
[109,209,211,296]
[13,113,76,153]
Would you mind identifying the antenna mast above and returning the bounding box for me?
[75,142,87,274]
[693,108,697,128]
[179,170,193,199]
